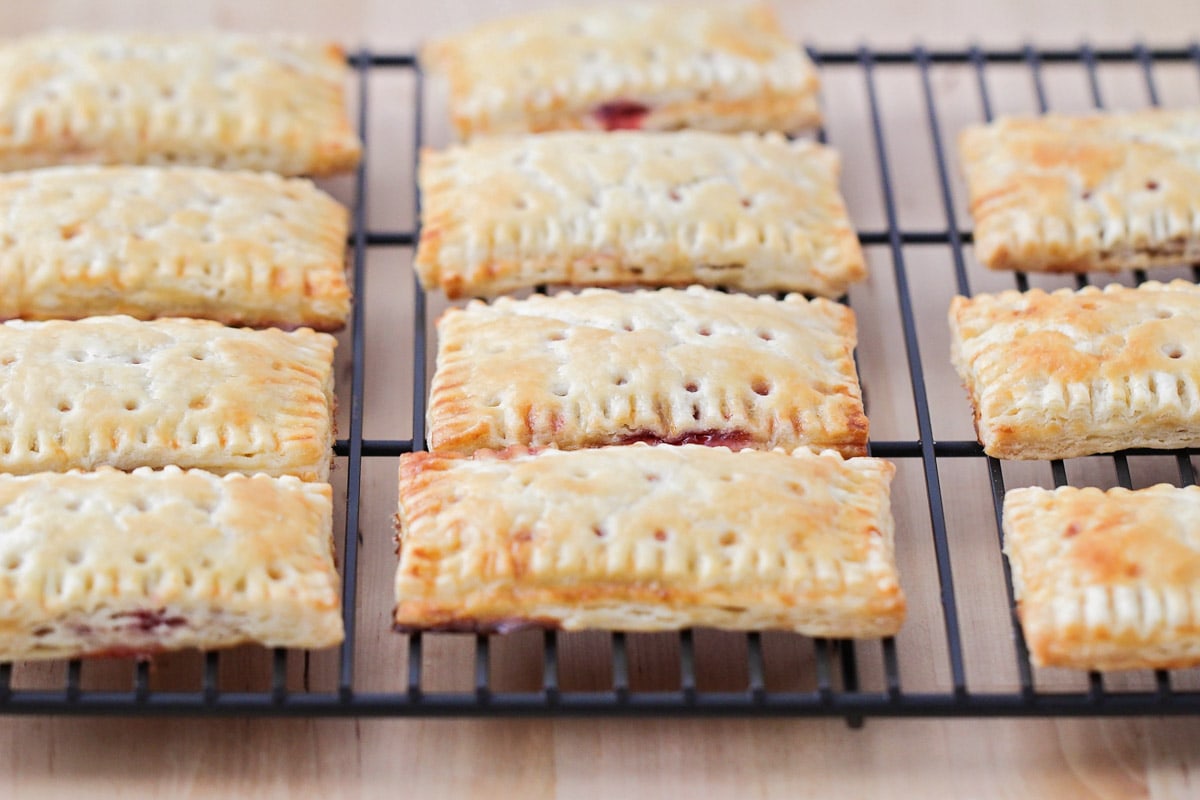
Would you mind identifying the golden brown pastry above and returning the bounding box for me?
[0,166,350,330]
[428,287,868,457]
[960,109,1200,272]
[394,445,905,637]
[949,281,1200,460]
[1004,484,1200,671]
[416,131,864,298]
[423,3,821,138]
[0,467,342,661]
[0,316,335,480]
[0,32,361,175]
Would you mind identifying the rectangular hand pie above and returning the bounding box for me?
[950,281,1200,460]
[0,467,342,661]
[428,286,868,457]
[394,445,905,636]
[0,32,361,175]
[416,131,865,298]
[1004,484,1200,671]
[0,316,335,481]
[0,166,350,330]
[960,109,1200,272]
[423,3,821,138]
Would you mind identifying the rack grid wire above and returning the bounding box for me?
[2,43,1200,721]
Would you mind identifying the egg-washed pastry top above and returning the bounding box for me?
[1004,484,1200,671]
[0,32,361,175]
[960,109,1200,272]
[395,444,905,637]
[416,131,864,298]
[428,286,868,457]
[0,315,336,481]
[0,166,350,330]
[423,2,821,138]
[0,467,342,661]
[950,280,1200,460]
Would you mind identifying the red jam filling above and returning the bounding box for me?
[592,101,650,131]
[115,609,188,632]
[617,430,754,449]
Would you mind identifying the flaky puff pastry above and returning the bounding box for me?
[950,281,1200,460]
[0,316,335,481]
[0,467,342,661]
[429,286,868,457]
[960,109,1200,272]
[0,166,350,330]
[423,3,820,138]
[0,32,361,175]
[394,445,905,636]
[416,131,864,298]
[1004,484,1200,671]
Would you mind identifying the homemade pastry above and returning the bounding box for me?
[0,316,335,481]
[0,32,361,175]
[394,445,905,636]
[416,131,864,298]
[0,166,351,330]
[428,286,868,457]
[423,3,821,138]
[1004,484,1200,671]
[0,467,342,660]
[960,109,1200,272]
[949,281,1200,460]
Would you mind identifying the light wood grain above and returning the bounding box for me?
[3,1,1200,797]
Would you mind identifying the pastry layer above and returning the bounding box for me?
[0,467,342,661]
[0,32,361,175]
[0,316,335,480]
[1004,484,1200,671]
[394,445,904,636]
[416,131,864,298]
[949,281,1200,460]
[428,287,868,456]
[0,166,350,330]
[960,109,1200,272]
[423,3,821,138]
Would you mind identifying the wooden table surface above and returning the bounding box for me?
[3,1,1200,797]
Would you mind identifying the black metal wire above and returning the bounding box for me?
[4,44,1200,719]
[746,633,766,703]
[335,49,374,703]
[859,45,968,697]
[543,632,560,705]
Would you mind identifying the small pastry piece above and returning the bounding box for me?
[0,316,335,481]
[960,109,1200,272]
[0,166,350,330]
[423,3,821,138]
[394,445,905,636]
[416,131,864,298]
[428,286,868,457]
[0,467,342,661]
[0,32,361,175]
[1004,484,1200,671]
[949,281,1200,460]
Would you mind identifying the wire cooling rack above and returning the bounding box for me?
[2,44,1200,721]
